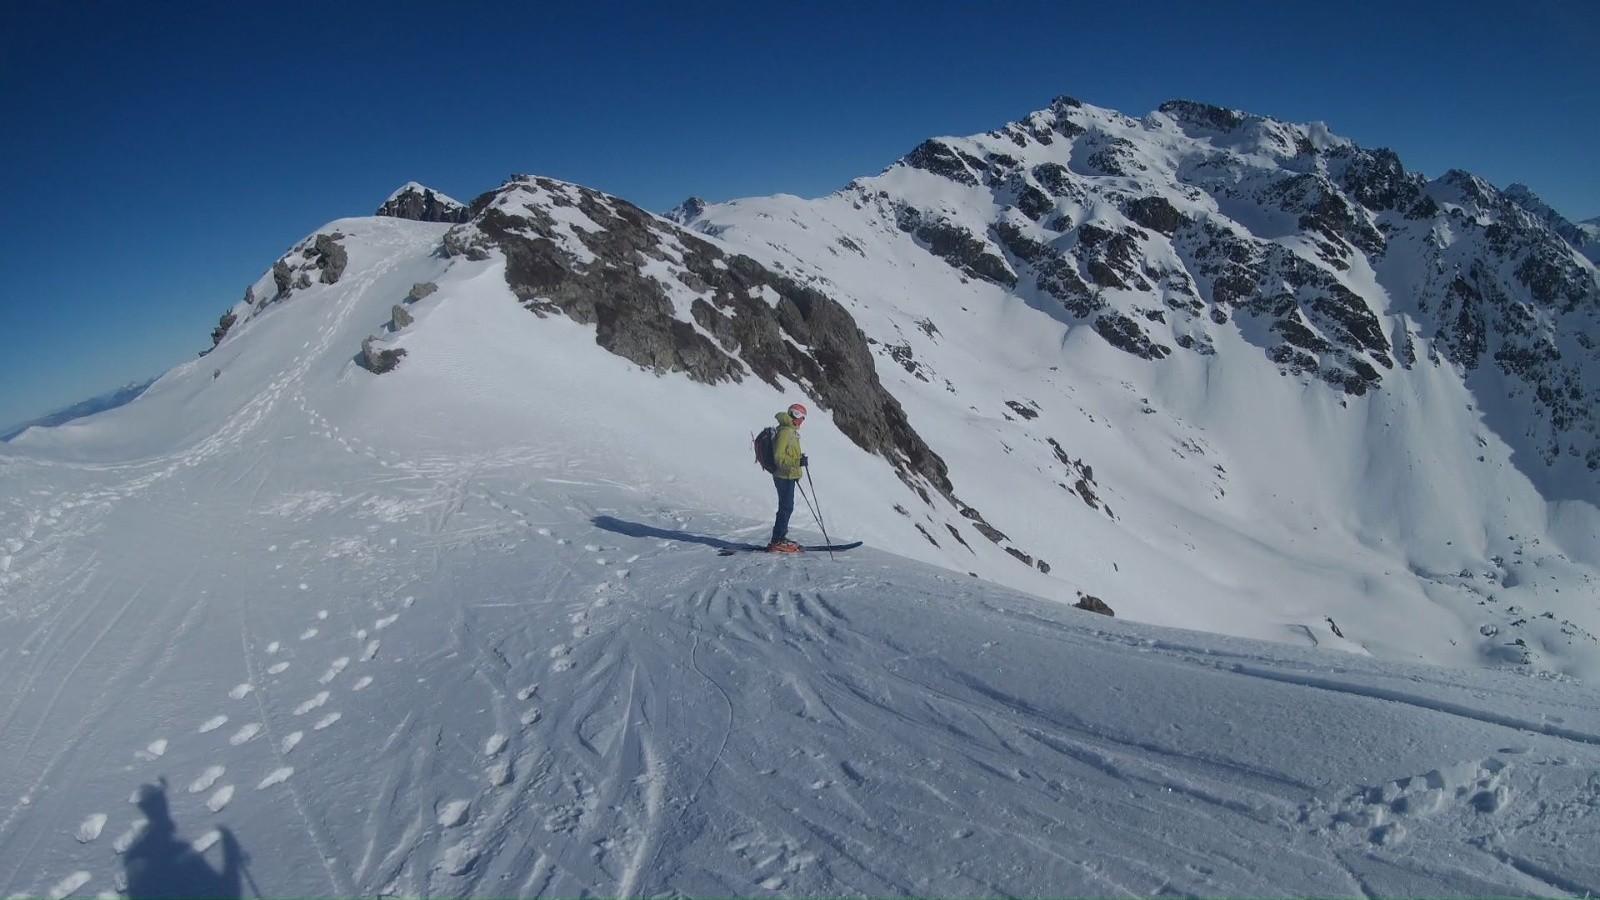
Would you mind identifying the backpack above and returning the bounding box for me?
[752,426,777,473]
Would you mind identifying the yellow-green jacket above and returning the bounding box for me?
[772,411,805,480]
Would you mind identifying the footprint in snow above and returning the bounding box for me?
[265,641,280,654]
[351,675,373,691]
[229,723,262,746]
[294,692,329,715]
[313,712,341,731]
[228,683,253,700]
[374,614,399,630]
[318,657,349,684]
[267,661,290,675]
[279,732,303,754]
[441,844,479,876]
[206,785,234,813]
[198,716,228,734]
[299,627,319,640]
[549,644,573,671]
[136,739,168,761]
[112,821,146,854]
[47,871,91,899]
[484,734,509,758]
[437,800,471,827]
[257,767,294,790]
[75,813,108,843]
[188,766,225,794]
[360,640,380,661]
[487,762,513,787]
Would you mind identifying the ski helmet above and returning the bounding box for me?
[788,402,808,423]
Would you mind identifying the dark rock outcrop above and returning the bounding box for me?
[1158,99,1246,133]
[312,234,348,284]
[895,206,1016,287]
[377,184,470,223]
[266,232,349,302]
[1074,593,1115,616]
[1127,196,1186,236]
[360,337,406,374]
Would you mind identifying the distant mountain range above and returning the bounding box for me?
[1,378,154,442]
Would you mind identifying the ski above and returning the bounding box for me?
[717,541,863,556]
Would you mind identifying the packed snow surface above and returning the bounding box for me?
[3,216,1598,898]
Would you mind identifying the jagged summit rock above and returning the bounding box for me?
[377,182,470,223]
[1504,183,1600,264]
[664,196,707,224]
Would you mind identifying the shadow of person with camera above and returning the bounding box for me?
[122,779,245,899]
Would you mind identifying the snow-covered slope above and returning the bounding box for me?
[3,97,1599,897]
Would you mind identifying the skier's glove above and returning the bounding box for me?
[800,455,809,467]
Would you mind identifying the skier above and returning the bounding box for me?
[767,402,809,552]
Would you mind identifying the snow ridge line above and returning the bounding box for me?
[1229,664,1600,746]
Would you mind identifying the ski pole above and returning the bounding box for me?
[796,482,830,560]
[241,859,267,900]
[801,465,835,558]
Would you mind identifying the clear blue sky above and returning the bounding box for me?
[3,0,1596,432]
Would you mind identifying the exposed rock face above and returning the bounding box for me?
[263,232,350,302]
[312,234,347,284]
[360,337,406,374]
[1074,593,1115,616]
[1504,183,1600,265]
[894,206,1016,287]
[208,311,236,350]
[443,176,954,497]
[377,183,470,223]
[206,284,253,351]
[664,197,707,224]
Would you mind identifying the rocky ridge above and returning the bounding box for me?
[443,176,954,495]
[821,97,1599,479]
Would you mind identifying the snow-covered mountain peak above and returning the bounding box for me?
[678,97,1600,673]
[376,181,469,223]
[1505,182,1600,264]
[663,195,707,224]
